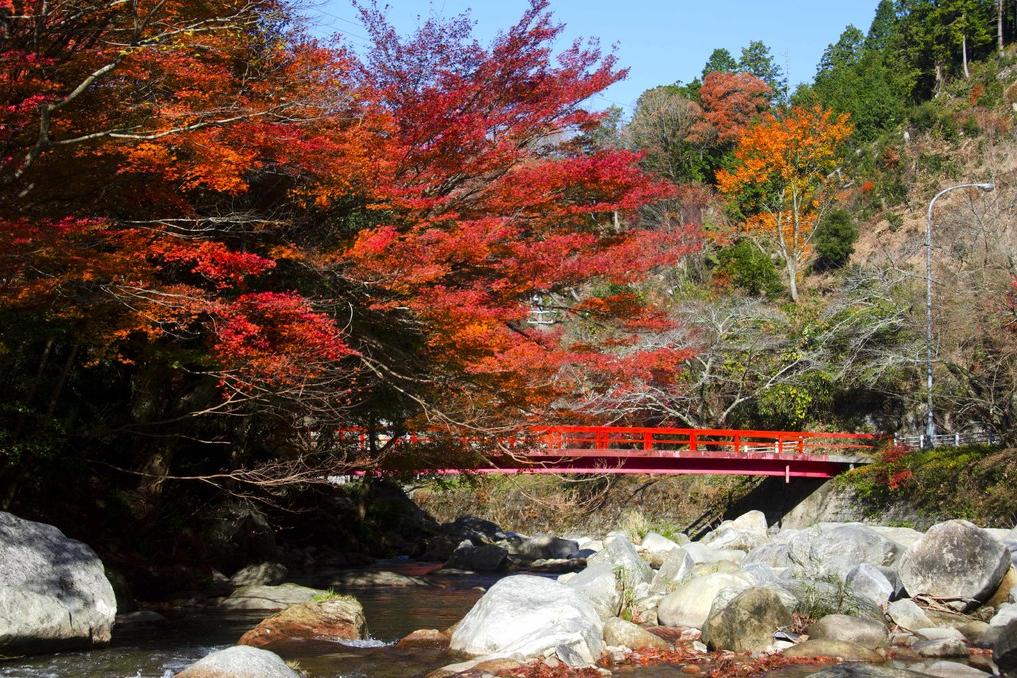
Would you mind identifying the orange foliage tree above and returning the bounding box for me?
[695,71,772,144]
[717,106,852,302]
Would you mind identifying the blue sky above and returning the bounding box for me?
[305,1,881,112]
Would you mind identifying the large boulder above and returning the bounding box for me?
[887,599,934,631]
[175,646,298,678]
[639,532,684,567]
[565,562,620,620]
[586,534,653,586]
[505,535,578,561]
[657,572,752,628]
[701,587,791,652]
[0,511,117,654]
[649,549,696,594]
[744,523,900,580]
[808,614,889,649]
[445,544,509,572]
[700,511,770,552]
[230,562,288,587]
[443,516,506,545]
[220,583,325,611]
[898,520,1011,609]
[238,597,365,649]
[450,575,604,666]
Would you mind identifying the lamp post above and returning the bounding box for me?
[924,181,994,448]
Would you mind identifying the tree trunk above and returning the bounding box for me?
[963,34,971,79]
[999,0,1006,53]
[786,258,799,303]
[935,62,945,95]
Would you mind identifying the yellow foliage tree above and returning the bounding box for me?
[717,106,853,302]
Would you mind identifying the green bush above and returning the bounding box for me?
[714,239,784,297]
[813,209,858,271]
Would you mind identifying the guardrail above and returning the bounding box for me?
[894,430,999,449]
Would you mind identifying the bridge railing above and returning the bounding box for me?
[338,425,880,458]
[531,425,879,458]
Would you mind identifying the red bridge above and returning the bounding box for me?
[351,425,880,481]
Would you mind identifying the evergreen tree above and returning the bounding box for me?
[738,40,787,100]
[702,48,738,79]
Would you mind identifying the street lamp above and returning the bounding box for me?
[924,181,994,448]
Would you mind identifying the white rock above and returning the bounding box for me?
[230,562,288,587]
[220,583,325,611]
[915,627,966,641]
[921,660,989,677]
[887,599,934,631]
[899,520,1011,609]
[175,646,298,678]
[587,534,653,586]
[450,575,604,666]
[565,563,619,620]
[0,511,117,654]
[846,563,896,607]
[657,572,752,628]
[991,602,1017,627]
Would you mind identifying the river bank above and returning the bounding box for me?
[3,496,1017,677]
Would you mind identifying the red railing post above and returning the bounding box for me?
[797,437,805,455]
[689,433,697,452]
[734,434,741,454]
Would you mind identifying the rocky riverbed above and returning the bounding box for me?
[4,508,1017,677]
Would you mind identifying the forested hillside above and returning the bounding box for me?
[1,0,1015,570]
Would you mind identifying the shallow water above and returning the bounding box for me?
[0,569,493,678]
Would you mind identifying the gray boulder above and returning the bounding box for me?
[657,572,752,628]
[912,638,968,657]
[921,661,989,677]
[639,532,684,567]
[220,583,324,611]
[0,511,117,654]
[445,544,509,572]
[175,646,298,678]
[450,575,604,666]
[587,534,652,586]
[700,511,769,552]
[808,614,889,648]
[782,638,883,662]
[744,523,900,579]
[899,520,1011,609]
[506,535,578,561]
[992,603,1017,627]
[701,587,791,652]
[230,562,288,587]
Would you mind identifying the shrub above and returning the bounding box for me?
[813,209,858,271]
[714,239,784,297]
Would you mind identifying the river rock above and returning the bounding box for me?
[565,562,620,620]
[782,638,884,662]
[506,535,579,561]
[445,544,509,572]
[744,523,900,579]
[396,628,451,649]
[992,602,1017,627]
[700,511,769,552]
[230,562,288,587]
[327,570,430,587]
[869,526,925,550]
[807,666,929,677]
[649,548,695,594]
[808,614,889,648]
[887,599,934,631]
[176,646,298,678]
[587,534,653,585]
[921,661,989,677]
[912,637,968,657]
[639,532,683,567]
[846,563,898,607]
[603,617,669,650]
[450,575,604,666]
[988,566,1017,607]
[238,596,365,649]
[0,511,117,654]
[898,520,1011,609]
[657,572,752,628]
[220,583,325,611]
[993,618,1017,674]
[701,587,791,652]
[915,627,965,641]
[443,516,506,545]
[631,594,661,626]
